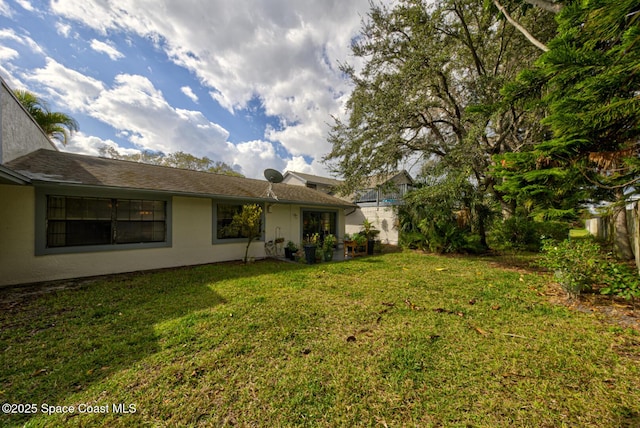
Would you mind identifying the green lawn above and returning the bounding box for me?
[1,252,639,427]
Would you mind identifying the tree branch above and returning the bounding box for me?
[493,0,549,52]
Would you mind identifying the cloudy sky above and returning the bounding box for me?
[0,0,377,178]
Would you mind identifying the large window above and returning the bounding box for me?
[46,196,166,248]
[302,210,337,240]
[215,203,263,241]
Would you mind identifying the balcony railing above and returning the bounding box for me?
[355,183,413,206]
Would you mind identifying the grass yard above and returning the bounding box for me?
[1,251,639,427]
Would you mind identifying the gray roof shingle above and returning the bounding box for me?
[5,149,355,208]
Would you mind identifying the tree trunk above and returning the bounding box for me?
[613,190,634,260]
[244,237,255,263]
[476,204,489,250]
[634,201,640,274]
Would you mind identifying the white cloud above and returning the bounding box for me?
[180,86,198,103]
[15,0,34,12]
[90,39,124,60]
[24,58,105,110]
[0,45,18,61]
[229,140,285,177]
[0,28,45,55]
[49,0,370,166]
[1,1,380,179]
[0,0,13,17]
[61,132,140,157]
[20,60,275,176]
[55,22,72,37]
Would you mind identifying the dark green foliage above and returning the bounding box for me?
[536,220,571,242]
[489,216,540,251]
[496,0,640,219]
[229,204,263,263]
[488,217,570,251]
[539,235,640,300]
[14,89,79,145]
[601,262,640,304]
[399,230,429,251]
[325,0,555,229]
[398,175,491,254]
[99,146,244,176]
[538,238,603,297]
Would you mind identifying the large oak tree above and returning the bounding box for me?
[325,0,555,246]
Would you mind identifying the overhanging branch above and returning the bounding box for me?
[493,0,549,52]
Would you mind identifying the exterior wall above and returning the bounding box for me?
[346,206,399,245]
[264,203,347,247]
[0,185,347,286]
[282,175,305,187]
[282,174,336,194]
[0,80,56,164]
[0,188,265,286]
[264,203,301,245]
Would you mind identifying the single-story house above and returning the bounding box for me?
[283,170,414,245]
[0,77,354,287]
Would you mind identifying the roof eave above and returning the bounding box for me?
[31,180,355,208]
[0,165,31,185]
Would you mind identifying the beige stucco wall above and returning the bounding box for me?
[346,206,399,245]
[264,202,346,247]
[0,189,265,286]
[264,203,299,244]
[0,186,348,286]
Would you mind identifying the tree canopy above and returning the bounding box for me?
[99,146,244,177]
[229,204,263,263]
[325,0,556,245]
[494,0,640,256]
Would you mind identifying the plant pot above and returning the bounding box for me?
[323,250,334,262]
[303,244,317,264]
[367,240,375,255]
[285,248,292,259]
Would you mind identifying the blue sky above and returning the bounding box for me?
[0,0,374,178]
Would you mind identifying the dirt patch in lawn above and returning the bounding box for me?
[544,282,640,333]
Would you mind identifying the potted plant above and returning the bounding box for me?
[322,233,336,262]
[303,233,320,264]
[361,219,380,255]
[285,240,298,260]
[353,232,367,254]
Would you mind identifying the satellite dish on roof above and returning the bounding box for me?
[264,168,284,183]
[263,168,283,200]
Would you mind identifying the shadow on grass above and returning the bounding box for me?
[0,259,307,426]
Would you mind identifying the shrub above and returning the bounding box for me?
[538,238,603,297]
[418,217,467,254]
[489,216,539,251]
[399,230,428,251]
[489,218,570,252]
[536,221,571,243]
[600,261,640,306]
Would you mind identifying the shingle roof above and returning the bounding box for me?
[5,149,356,208]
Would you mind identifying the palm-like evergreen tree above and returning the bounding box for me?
[13,89,79,145]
